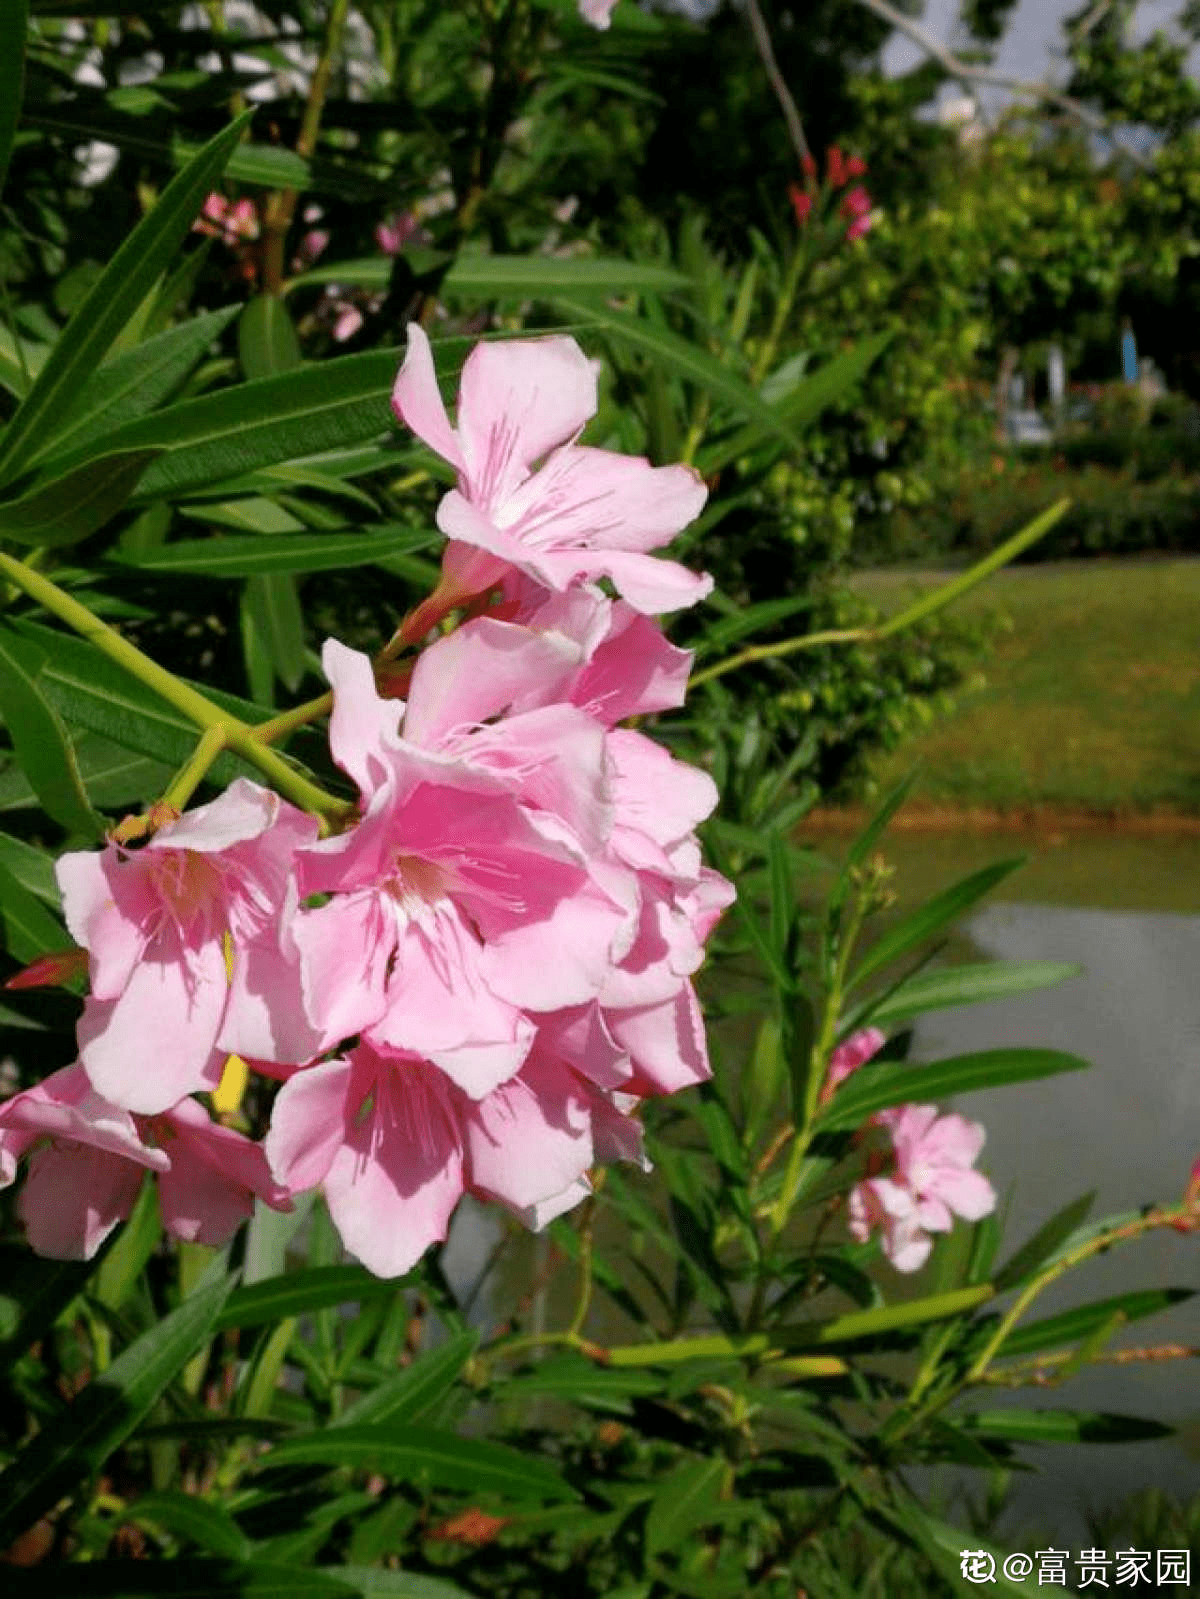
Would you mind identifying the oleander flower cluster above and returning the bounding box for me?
[0,326,733,1278]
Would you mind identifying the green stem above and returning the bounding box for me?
[691,627,869,690]
[750,237,807,388]
[251,690,333,745]
[0,551,351,825]
[161,724,227,810]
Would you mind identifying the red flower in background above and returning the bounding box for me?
[788,182,813,226]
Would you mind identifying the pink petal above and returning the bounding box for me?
[532,1003,631,1090]
[457,334,598,501]
[56,849,147,1000]
[464,1056,592,1214]
[151,777,280,855]
[77,940,228,1114]
[158,1097,291,1245]
[265,1056,355,1193]
[607,984,711,1095]
[19,1143,146,1260]
[322,638,404,801]
[401,618,582,746]
[391,322,466,475]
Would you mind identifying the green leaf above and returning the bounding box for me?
[0,1275,232,1548]
[1001,1288,1194,1358]
[113,523,438,578]
[0,0,27,205]
[0,620,262,785]
[0,447,161,547]
[819,1048,1090,1131]
[787,1283,995,1347]
[844,960,1082,1033]
[828,770,918,922]
[698,328,895,474]
[258,1424,577,1501]
[0,1562,360,1598]
[29,307,241,468]
[893,1504,1072,1599]
[94,1179,161,1311]
[500,1354,664,1406]
[244,572,306,693]
[0,856,70,961]
[553,295,802,449]
[644,1456,726,1557]
[0,113,251,487]
[334,1571,474,1599]
[50,347,398,501]
[0,627,105,837]
[289,252,693,298]
[848,859,1025,988]
[0,830,59,905]
[0,1246,94,1362]
[239,295,303,381]
[241,1317,298,1420]
[992,1191,1098,1292]
[695,593,815,656]
[335,1329,477,1429]
[0,730,173,815]
[960,1409,1173,1445]
[130,1490,251,1560]
[215,1264,404,1332]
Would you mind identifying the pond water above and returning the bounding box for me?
[867,828,1200,1542]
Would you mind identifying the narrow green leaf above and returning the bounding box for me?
[1001,1288,1194,1359]
[0,113,252,486]
[335,1330,477,1430]
[644,1456,726,1557]
[0,831,58,904]
[215,1264,404,1332]
[500,1354,664,1404]
[0,730,173,815]
[0,1275,233,1547]
[896,1504,1074,1599]
[113,523,437,578]
[239,295,303,381]
[553,295,801,449]
[0,0,28,205]
[844,960,1082,1034]
[819,1048,1090,1131]
[334,1570,474,1599]
[130,1490,251,1560]
[0,447,161,547]
[0,628,105,837]
[29,307,240,468]
[960,1409,1173,1445]
[848,859,1025,988]
[0,620,263,785]
[244,572,306,693]
[786,1283,995,1346]
[289,252,692,298]
[698,328,895,474]
[695,593,815,655]
[94,1179,161,1311]
[258,1424,577,1501]
[0,1561,358,1598]
[0,857,70,961]
[992,1192,1097,1292]
[241,1317,298,1420]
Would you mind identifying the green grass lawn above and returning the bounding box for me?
[853,557,1200,813]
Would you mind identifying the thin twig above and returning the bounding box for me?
[850,0,1151,168]
[741,0,814,174]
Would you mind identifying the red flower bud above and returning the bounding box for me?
[826,144,847,189]
[788,182,813,226]
[6,949,88,990]
[845,154,868,179]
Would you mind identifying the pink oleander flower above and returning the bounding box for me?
[844,154,868,179]
[849,1104,996,1272]
[0,1065,289,1259]
[57,779,318,1115]
[826,145,847,189]
[266,1037,645,1278]
[194,193,260,247]
[391,323,711,638]
[788,183,813,227]
[820,1025,886,1104]
[578,0,619,26]
[840,185,874,241]
[244,639,629,1097]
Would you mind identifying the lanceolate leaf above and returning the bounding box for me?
[818,1048,1090,1131]
[1000,1288,1194,1358]
[847,859,1026,988]
[0,114,251,487]
[0,858,70,962]
[258,1425,577,1501]
[287,252,693,298]
[244,572,306,693]
[992,1191,1097,1292]
[0,1276,233,1548]
[334,1330,478,1430]
[27,307,241,468]
[42,347,399,501]
[0,830,60,905]
[238,295,303,381]
[215,1264,404,1332]
[0,0,27,205]
[960,1409,1173,1445]
[553,295,802,449]
[843,960,1083,1034]
[113,523,438,578]
[0,628,105,837]
[129,1491,251,1560]
[644,1456,726,1557]
[0,447,161,547]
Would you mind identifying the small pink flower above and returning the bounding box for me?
[821,1026,886,1104]
[840,185,872,221]
[332,303,364,342]
[391,324,711,639]
[0,1065,289,1259]
[844,154,868,179]
[788,183,813,227]
[826,145,847,189]
[578,0,619,26]
[57,780,318,1115]
[846,216,874,242]
[849,1104,996,1272]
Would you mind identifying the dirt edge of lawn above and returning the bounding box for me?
[800,802,1200,838]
